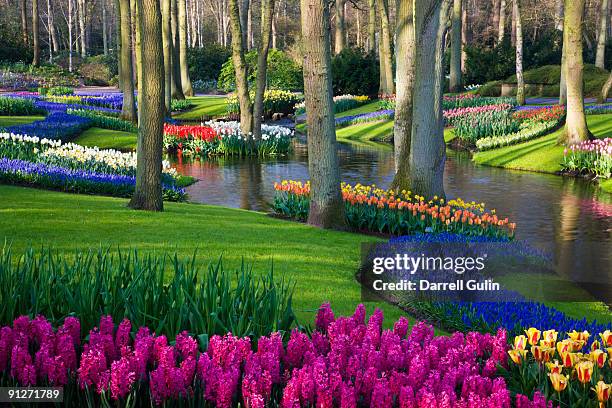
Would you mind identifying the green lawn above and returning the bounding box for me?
[336,101,382,118]
[336,120,394,144]
[73,127,138,151]
[0,185,410,327]
[0,115,45,128]
[173,96,227,121]
[473,114,612,174]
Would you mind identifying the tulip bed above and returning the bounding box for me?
[0,303,560,407]
[294,94,370,116]
[561,138,612,179]
[272,180,516,239]
[227,89,303,118]
[164,121,293,157]
[503,328,611,408]
[0,132,186,201]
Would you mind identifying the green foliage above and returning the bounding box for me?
[225,89,303,117]
[218,49,303,92]
[331,48,380,96]
[454,110,521,144]
[67,109,137,132]
[0,26,33,63]
[170,98,194,112]
[187,44,231,82]
[0,97,43,116]
[38,86,74,96]
[0,245,296,338]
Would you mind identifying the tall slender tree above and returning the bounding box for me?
[391,0,415,190]
[78,0,86,57]
[253,0,275,141]
[69,0,74,72]
[32,0,40,66]
[449,0,462,93]
[334,0,346,54]
[596,0,609,69]
[558,0,567,105]
[171,0,185,99]
[21,0,29,45]
[378,0,394,95]
[229,0,254,136]
[301,0,345,229]
[409,0,448,198]
[118,0,137,123]
[559,0,592,144]
[514,0,525,105]
[103,0,109,55]
[498,0,506,43]
[162,0,172,112]
[367,0,376,52]
[129,0,165,211]
[178,0,193,96]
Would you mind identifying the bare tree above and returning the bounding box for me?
[367,0,375,52]
[514,0,525,105]
[171,0,185,99]
[129,0,166,212]
[68,0,74,71]
[118,0,137,122]
[409,0,448,198]
[103,0,109,55]
[498,0,506,42]
[21,0,29,45]
[334,0,346,54]
[449,0,462,93]
[78,0,86,56]
[253,0,275,140]
[229,0,254,135]
[559,0,592,144]
[162,0,172,111]
[391,0,415,190]
[33,0,40,66]
[179,0,194,96]
[596,0,609,69]
[378,0,394,95]
[301,0,345,229]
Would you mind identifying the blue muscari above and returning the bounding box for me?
[7,112,92,141]
[335,110,395,127]
[389,233,612,336]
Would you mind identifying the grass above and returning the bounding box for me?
[600,179,612,193]
[0,115,45,128]
[173,96,227,121]
[473,114,612,174]
[73,127,138,151]
[336,120,394,145]
[336,101,382,118]
[0,184,411,328]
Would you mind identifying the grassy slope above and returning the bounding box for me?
[73,127,138,151]
[173,96,227,121]
[473,114,612,174]
[0,116,45,128]
[336,120,394,144]
[0,185,412,327]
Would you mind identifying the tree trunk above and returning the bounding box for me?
[239,0,249,46]
[498,0,506,43]
[368,0,376,53]
[32,0,40,66]
[129,0,165,212]
[301,0,346,230]
[78,0,86,57]
[229,0,254,136]
[378,0,394,95]
[449,0,462,93]
[69,0,74,72]
[461,4,469,71]
[21,0,29,45]
[162,0,172,112]
[514,0,524,105]
[47,0,53,63]
[556,0,564,31]
[334,0,346,54]
[253,0,275,141]
[596,0,609,69]
[599,72,612,103]
[391,0,415,190]
[178,0,193,96]
[409,0,447,199]
[559,0,592,145]
[133,0,143,122]
[103,0,109,55]
[492,0,500,41]
[118,0,137,122]
[171,0,185,99]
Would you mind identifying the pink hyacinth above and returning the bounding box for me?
[315,303,336,332]
[110,355,136,400]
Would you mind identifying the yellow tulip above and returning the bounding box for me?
[592,381,611,407]
[546,360,563,374]
[591,339,601,351]
[568,330,590,343]
[514,335,527,351]
[542,329,558,343]
[548,372,569,393]
[590,349,607,368]
[531,345,554,363]
[561,351,582,368]
[525,328,541,346]
[601,330,612,347]
[508,349,526,365]
[575,360,594,384]
[557,339,571,355]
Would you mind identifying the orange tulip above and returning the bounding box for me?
[575,360,594,384]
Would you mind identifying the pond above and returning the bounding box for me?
[170,136,612,304]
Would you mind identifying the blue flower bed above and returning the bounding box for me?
[389,233,612,337]
[6,112,92,142]
[0,158,185,201]
[335,109,394,128]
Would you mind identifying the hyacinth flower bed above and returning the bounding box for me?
[0,133,186,201]
[164,121,293,157]
[562,138,612,179]
[503,328,612,408]
[272,180,515,239]
[295,94,369,116]
[227,90,303,118]
[5,111,93,142]
[67,108,138,133]
[335,109,395,128]
[0,305,560,407]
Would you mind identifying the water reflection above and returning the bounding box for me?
[170,137,611,302]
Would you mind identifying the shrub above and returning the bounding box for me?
[218,49,303,92]
[39,86,74,96]
[0,96,43,116]
[294,94,369,116]
[331,47,380,96]
[187,44,231,82]
[79,56,114,86]
[226,89,303,117]
[192,79,218,92]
